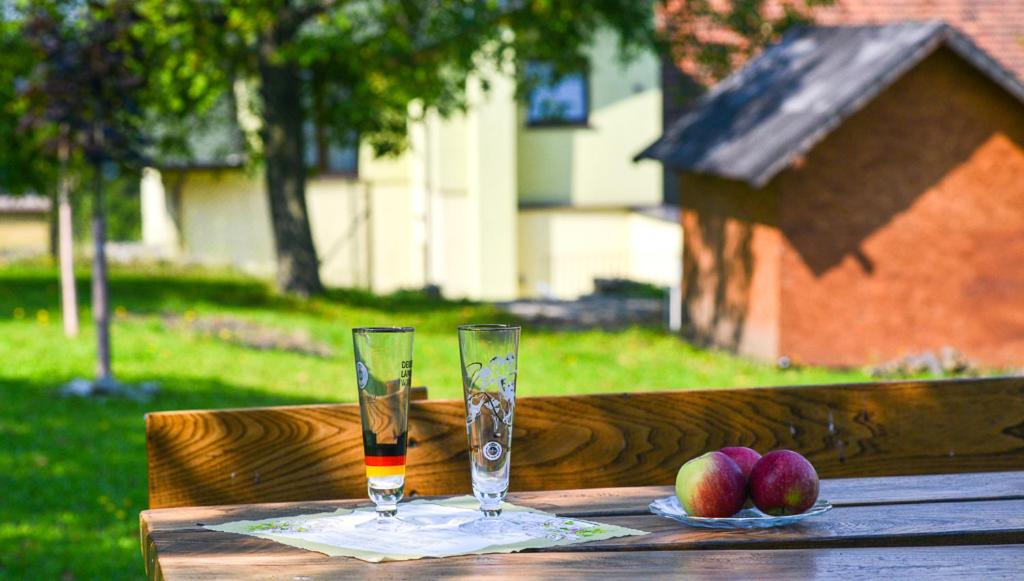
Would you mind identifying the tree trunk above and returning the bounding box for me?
[92,169,112,381]
[57,128,79,337]
[258,30,324,297]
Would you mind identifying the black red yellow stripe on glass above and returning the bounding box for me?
[365,455,406,477]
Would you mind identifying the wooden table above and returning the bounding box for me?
[141,471,1024,579]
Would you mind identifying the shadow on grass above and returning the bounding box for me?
[0,265,519,321]
[323,287,491,314]
[0,374,329,580]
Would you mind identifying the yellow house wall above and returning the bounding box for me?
[628,213,683,286]
[141,168,181,254]
[465,71,518,300]
[431,112,472,297]
[170,142,424,294]
[0,215,49,254]
[305,177,370,289]
[178,169,276,275]
[415,68,519,301]
[145,29,662,301]
[308,144,420,293]
[517,29,662,207]
[518,208,681,298]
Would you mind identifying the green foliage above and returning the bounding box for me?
[71,171,142,242]
[0,264,868,578]
[0,0,156,233]
[662,0,835,81]
[44,0,837,165]
[0,1,52,193]
[133,1,659,160]
[17,1,151,169]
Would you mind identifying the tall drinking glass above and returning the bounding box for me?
[458,324,520,533]
[352,326,414,529]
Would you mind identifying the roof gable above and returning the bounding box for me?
[639,21,1024,187]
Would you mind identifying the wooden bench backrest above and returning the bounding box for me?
[146,377,1024,508]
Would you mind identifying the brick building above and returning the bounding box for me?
[640,22,1024,367]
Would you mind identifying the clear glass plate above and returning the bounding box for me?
[649,496,832,529]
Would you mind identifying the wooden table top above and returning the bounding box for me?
[141,471,1024,579]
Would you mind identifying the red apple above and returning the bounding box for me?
[719,446,761,479]
[749,450,819,515]
[720,446,762,508]
[675,451,747,518]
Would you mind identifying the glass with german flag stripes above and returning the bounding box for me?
[352,326,415,529]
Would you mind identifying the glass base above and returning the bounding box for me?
[457,509,519,536]
[355,511,416,532]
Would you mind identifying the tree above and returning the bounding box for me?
[15,0,150,385]
[136,0,657,296]
[0,2,81,338]
[661,0,833,82]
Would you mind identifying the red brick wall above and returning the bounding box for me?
[776,47,1024,367]
[678,174,782,360]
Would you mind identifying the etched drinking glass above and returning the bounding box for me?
[352,326,414,529]
[457,324,520,533]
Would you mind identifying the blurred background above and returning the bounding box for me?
[1,0,1022,577]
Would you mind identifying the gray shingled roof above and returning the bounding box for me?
[637,21,1024,187]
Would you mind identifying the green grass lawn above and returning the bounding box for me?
[0,263,870,579]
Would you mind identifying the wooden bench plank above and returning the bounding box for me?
[592,499,1024,551]
[144,499,1024,556]
[150,545,1024,580]
[141,471,1024,530]
[141,474,1024,577]
[520,470,1024,516]
[147,377,1024,508]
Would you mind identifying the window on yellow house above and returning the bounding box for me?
[525,62,589,127]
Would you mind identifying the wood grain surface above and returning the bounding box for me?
[145,545,1024,580]
[146,377,1024,508]
[140,471,1024,529]
[145,500,1024,555]
[512,470,1024,516]
[140,473,1024,580]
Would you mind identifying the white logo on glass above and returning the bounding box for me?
[356,361,369,390]
[464,353,517,428]
[483,441,503,461]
